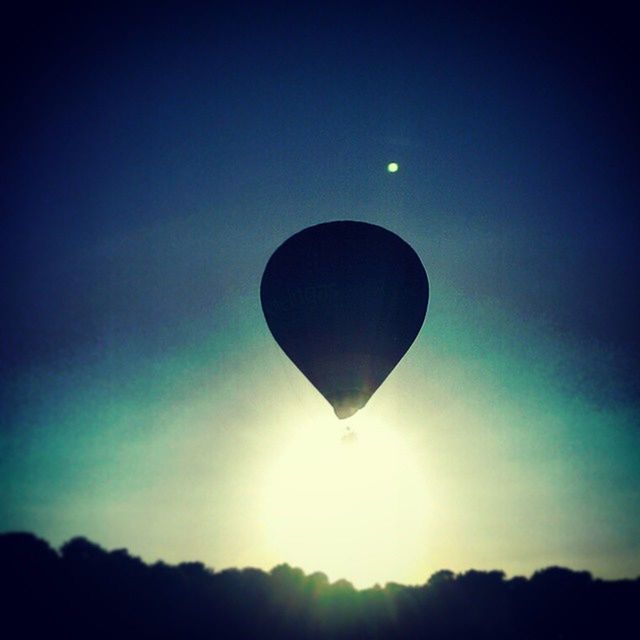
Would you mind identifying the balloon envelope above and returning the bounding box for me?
[261,221,429,419]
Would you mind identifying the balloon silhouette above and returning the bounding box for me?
[261,221,429,419]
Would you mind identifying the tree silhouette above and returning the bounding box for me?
[1,532,638,639]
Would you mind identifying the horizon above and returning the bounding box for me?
[6,530,638,639]
[4,530,639,589]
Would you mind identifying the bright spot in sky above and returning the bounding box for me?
[387,162,399,173]
[261,413,430,588]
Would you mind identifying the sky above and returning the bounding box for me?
[2,2,639,588]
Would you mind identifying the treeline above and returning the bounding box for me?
[1,532,637,639]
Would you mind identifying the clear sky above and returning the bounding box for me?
[2,2,639,588]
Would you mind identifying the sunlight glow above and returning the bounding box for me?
[261,412,430,588]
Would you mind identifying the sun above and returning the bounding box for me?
[260,411,430,588]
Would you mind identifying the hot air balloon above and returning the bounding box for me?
[260,221,428,419]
